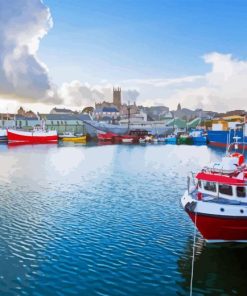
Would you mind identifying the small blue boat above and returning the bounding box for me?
[189,129,207,145]
[165,135,177,144]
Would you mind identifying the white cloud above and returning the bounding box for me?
[0,0,61,104]
[121,53,247,111]
[57,80,140,108]
[0,0,245,113]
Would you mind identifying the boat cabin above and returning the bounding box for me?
[195,153,247,201]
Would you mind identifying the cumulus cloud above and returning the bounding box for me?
[0,0,61,103]
[57,80,140,107]
[0,0,245,113]
[123,53,247,111]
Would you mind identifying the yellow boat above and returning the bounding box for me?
[62,135,87,143]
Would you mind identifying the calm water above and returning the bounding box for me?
[0,143,247,296]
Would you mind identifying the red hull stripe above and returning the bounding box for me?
[209,142,247,150]
[7,131,58,143]
[196,172,245,185]
[188,211,247,241]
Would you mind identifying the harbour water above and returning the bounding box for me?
[0,143,247,295]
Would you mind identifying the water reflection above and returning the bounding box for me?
[177,236,247,295]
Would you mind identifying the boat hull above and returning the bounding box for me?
[188,211,247,242]
[207,130,247,149]
[165,137,177,144]
[192,136,207,145]
[62,136,86,143]
[178,137,193,145]
[7,129,58,143]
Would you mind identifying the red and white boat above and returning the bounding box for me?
[181,143,247,242]
[7,128,58,143]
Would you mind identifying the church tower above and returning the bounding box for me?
[113,87,121,110]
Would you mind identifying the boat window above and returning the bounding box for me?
[237,186,246,198]
[219,184,233,196]
[198,180,202,188]
[204,181,216,192]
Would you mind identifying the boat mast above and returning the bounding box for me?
[127,101,130,133]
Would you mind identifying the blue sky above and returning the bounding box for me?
[1,0,247,112]
[41,0,247,84]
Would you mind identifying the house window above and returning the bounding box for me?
[219,184,233,196]
[57,121,59,125]
[51,121,53,125]
[204,181,216,192]
[237,186,246,198]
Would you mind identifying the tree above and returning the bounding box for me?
[82,107,94,114]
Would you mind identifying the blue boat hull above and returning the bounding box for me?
[207,130,247,148]
[165,137,177,144]
[192,136,207,145]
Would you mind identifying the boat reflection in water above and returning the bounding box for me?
[177,236,247,295]
[8,142,58,149]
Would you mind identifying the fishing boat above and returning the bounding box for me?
[178,134,193,145]
[97,132,117,142]
[189,130,207,145]
[62,135,86,143]
[208,128,247,149]
[165,135,177,144]
[181,141,247,242]
[0,129,7,142]
[7,128,58,143]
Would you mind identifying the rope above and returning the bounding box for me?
[190,211,197,296]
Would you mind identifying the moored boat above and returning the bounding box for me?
[7,128,58,143]
[189,130,207,145]
[97,132,117,142]
[62,135,86,143]
[178,134,193,145]
[165,135,177,144]
[181,142,247,242]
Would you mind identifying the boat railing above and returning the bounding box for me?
[227,141,247,154]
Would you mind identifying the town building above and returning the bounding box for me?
[113,87,121,110]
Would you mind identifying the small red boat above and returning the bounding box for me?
[181,142,247,243]
[7,129,58,143]
[97,132,117,142]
